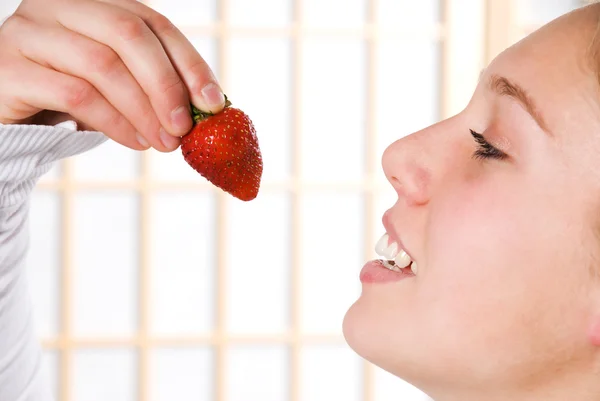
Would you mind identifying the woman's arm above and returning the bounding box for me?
[0,122,105,401]
[0,0,224,395]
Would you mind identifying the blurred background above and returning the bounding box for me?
[0,0,593,400]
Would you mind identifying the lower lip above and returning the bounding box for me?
[359,260,415,284]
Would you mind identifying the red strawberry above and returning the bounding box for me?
[181,97,263,201]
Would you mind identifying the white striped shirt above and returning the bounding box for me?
[0,122,106,401]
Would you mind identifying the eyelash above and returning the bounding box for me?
[470,129,507,161]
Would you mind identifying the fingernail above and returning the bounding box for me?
[171,105,191,133]
[136,133,149,148]
[201,82,225,111]
[159,127,180,150]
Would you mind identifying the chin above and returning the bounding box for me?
[342,296,410,373]
[342,295,445,392]
[342,299,366,357]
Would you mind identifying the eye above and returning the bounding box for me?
[470,129,507,161]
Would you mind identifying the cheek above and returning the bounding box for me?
[426,179,534,287]
[420,178,581,348]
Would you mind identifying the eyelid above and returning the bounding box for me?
[487,135,511,153]
[474,126,512,154]
[470,129,509,161]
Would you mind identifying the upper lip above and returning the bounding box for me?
[382,210,414,261]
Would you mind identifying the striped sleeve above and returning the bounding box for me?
[0,122,106,401]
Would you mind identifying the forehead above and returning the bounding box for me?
[485,8,600,141]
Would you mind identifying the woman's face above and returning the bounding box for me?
[343,6,600,400]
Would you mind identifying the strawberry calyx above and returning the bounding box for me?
[190,95,233,124]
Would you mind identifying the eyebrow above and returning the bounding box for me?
[488,74,552,137]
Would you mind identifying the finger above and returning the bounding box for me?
[55,0,191,140]
[8,16,170,150]
[98,0,226,114]
[3,57,144,150]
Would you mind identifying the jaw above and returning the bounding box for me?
[344,281,599,401]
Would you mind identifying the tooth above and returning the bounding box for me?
[383,242,399,260]
[375,234,389,256]
[383,260,400,272]
[394,250,411,269]
[375,234,399,259]
[411,263,418,274]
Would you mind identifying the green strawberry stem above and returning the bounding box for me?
[191,95,232,124]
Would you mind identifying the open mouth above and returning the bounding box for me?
[375,233,417,275]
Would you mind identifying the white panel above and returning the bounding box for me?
[304,0,366,28]
[444,0,485,117]
[230,0,291,27]
[515,0,582,26]
[301,344,362,401]
[189,37,219,78]
[228,346,289,401]
[301,38,366,182]
[72,349,137,401]
[228,37,292,183]
[378,0,440,27]
[149,0,216,26]
[72,192,138,337]
[27,190,60,338]
[149,143,203,182]
[149,348,214,401]
[510,31,529,45]
[375,39,440,176]
[374,366,432,401]
[227,193,290,334]
[73,140,140,181]
[150,192,215,335]
[42,351,59,401]
[301,193,363,334]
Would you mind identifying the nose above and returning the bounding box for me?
[381,130,433,206]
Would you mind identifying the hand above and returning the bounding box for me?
[0,0,226,152]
